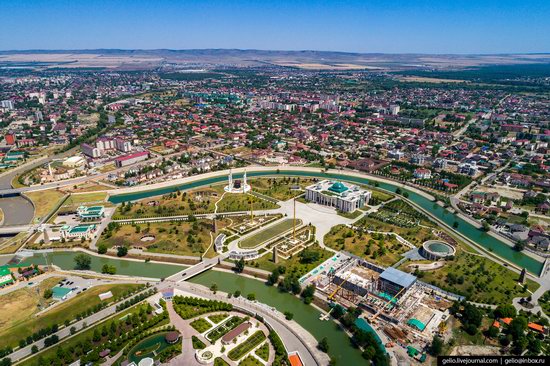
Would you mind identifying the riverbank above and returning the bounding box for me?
[106,166,544,276]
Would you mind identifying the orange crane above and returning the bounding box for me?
[328,273,351,301]
[370,286,406,322]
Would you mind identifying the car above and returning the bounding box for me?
[28,282,34,285]
[181,272,187,277]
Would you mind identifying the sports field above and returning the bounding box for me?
[239,219,301,249]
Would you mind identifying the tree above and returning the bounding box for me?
[508,317,528,340]
[267,268,280,286]
[234,258,245,273]
[210,283,218,294]
[284,311,294,320]
[494,304,517,319]
[117,246,128,257]
[97,244,108,254]
[101,264,116,275]
[43,289,53,299]
[31,345,38,354]
[74,254,91,270]
[247,293,256,301]
[318,337,329,353]
[429,336,443,356]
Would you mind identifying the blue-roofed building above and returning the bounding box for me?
[378,267,417,298]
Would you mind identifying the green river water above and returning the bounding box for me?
[18,252,185,278]
[109,170,544,275]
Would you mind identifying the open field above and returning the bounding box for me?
[0,281,140,348]
[23,189,66,222]
[98,220,215,257]
[62,192,109,208]
[399,76,468,83]
[239,219,300,249]
[0,276,63,333]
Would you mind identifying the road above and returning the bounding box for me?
[9,286,152,363]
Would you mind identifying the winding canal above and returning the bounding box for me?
[108,169,544,275]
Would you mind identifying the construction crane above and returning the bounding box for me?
[370,286,406,322]
[328,273,351,301]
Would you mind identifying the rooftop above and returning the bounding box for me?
[379,267,417,289]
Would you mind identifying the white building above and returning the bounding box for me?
[305,180,371,213]
[60,224,97,240]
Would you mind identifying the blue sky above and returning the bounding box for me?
[1,0,549,53]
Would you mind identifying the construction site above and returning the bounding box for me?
[301,253,453,351]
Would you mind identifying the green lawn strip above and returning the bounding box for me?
[0,283,142,349]
[172,296,233,319]
[214,357,230,366]
[254,342,269,362]
[206,316,246,342]
[19,302,164,366]
[192,335,206,349]
[239,355,263,366]
[207,313,229,324]
[190,318,213,333]
[239,219,301,249]
[228,330,266,361]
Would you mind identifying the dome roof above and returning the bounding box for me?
[329,181,348,193]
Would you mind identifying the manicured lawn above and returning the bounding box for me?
[370,189,394,203]
[208,313,229,324]
[249,177,317,201]
[404,245,539,305]
[214,357,230,366]
[98,220,214,257]
[190,318,213,333]
[0,282,141,348]
[24,189,66,221]
[337,210,363,219]
[114,185,277,219]
[239,219,301,249]
[255,342,269,361]
[239,355,263,366]
[324,225,409,267]
[228,330,266,361]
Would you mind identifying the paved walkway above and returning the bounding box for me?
[165,301,202,366]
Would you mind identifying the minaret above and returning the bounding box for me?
[519,268,526,284]
[273,246,279,264]
[228,169,233,190]
[243,170,247,193]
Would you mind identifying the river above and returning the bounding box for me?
[108,170,544,275]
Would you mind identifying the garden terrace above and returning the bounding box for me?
[227,214,281,236]
[206,316,246,342]
[267,225,315,260]
[228,330,267,361]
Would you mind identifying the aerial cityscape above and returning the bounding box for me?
[1,1,550,366]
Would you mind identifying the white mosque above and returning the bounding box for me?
[224,170,251,193]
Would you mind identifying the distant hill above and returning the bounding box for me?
[1,49,549,71]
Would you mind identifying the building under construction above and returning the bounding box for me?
[307,253,453,345]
